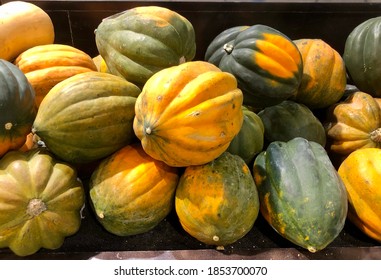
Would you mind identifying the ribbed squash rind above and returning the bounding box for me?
[133,61,243,167]
[89,143,180,236]
[95,6,196,88]
[0,148,85,257]
[205,24,303,109]
[32,71,140,164]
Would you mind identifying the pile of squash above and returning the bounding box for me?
[0,1,380,257]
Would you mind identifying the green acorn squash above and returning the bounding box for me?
[32,71,140,164]
[257,100,326,147]
[0,59,37,157]
[343,16,381,97]
[205,24,303,109]
[253,137,348,252]
[0,148,85,256]
[95,6,196,88]
[226,106,264,165]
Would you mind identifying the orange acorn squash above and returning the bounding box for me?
[338,148,381,243]
[175,152,260,247]
[133,61,243,167]
[89,143,180,236]
[292,39,346,109]
[15,44,97,107]
[325,91,381,156]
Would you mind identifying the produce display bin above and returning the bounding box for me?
[0,0,381,260]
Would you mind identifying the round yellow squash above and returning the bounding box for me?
[133,61,244,167]
[338,148,381,243]
[0,1,55,61]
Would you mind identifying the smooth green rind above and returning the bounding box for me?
[343,16,381,97]
[257,100,326,147]
[227,107,264,164]
[253,137,348,252]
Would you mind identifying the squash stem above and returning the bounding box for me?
[26,198,47,217]
[370,128,381,143]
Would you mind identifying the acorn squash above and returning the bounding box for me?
[133,60,243,167]
[258,100,326,147]
[338,148,381,243]
[32,71,141,164]
[226,106,264,165]
[292,39,346,109]
[14,44,97,107]
[95,6,196,88]
[175,152,260,247]
[205,24,303,109]
[89,143,180,236]
[0,59,37,157]
[0,148,85,256]
[253,137,348,252]
[325,91,381,156]
[343,16,381,97]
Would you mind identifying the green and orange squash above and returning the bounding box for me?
[0,148,85,256]
[89,143,180,236]
[133,60,243,167]
[95,6,196,88]
[175,151,260,247]
[32,71,141,164]
[205,24,303,109]
[0,59,37,157]
[253,137,348,252]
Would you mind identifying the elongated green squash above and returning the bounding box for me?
[253,137,348,252]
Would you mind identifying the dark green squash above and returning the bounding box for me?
[252,137,348,252]
[205,24,303,109]
[343,16,381,97]
[226,106,264,164]
[95,6,196,88]
[257,100,326,147]
[0,59,37,157]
